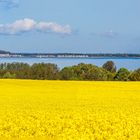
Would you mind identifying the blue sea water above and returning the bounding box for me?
[0,57,140,70]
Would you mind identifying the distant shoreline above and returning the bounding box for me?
[0,56,140,59]
[0,52,140,59]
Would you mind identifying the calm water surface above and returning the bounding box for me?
[0,57,140,70]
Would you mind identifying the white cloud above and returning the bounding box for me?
[37,22,72,34]
[0,18,72,35]
[0,0,19,8]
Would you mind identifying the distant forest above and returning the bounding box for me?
[0,61,139,81]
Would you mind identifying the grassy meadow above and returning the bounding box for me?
[0,80,140,139]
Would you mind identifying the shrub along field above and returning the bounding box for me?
[0,62,140,81]
[0,80,140,139]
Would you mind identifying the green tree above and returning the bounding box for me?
[74,63,113,81]
[59,67,77,80]
[30,63,59,80]
[0,63,30,79]
[3,72,16,79]
[102,61,116,73]
[60,63,114,81]
[129,68,140,81]
[114,68,130,81]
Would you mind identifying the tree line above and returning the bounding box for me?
[0,61,139,81]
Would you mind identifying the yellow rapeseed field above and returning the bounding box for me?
[0,80,140,139]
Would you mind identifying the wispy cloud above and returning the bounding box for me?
[0,18,72,35]
[0,0,19,8]
[90,30,118,39]
[101,30,118,38]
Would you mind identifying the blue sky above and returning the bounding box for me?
[0,0,140,53]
